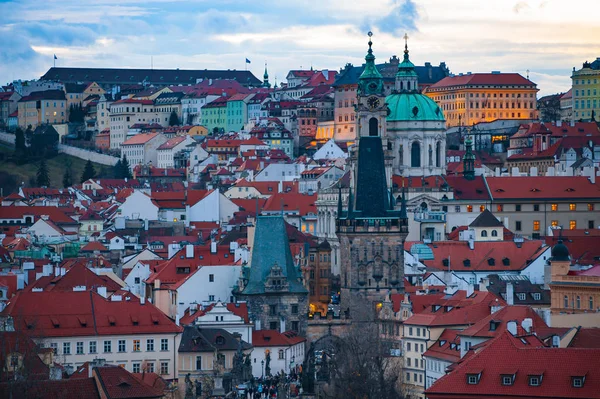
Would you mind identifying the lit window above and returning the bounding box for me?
[551,204,558,211]
[569,203,576,211]
[480,205,485,212]
[133,340,140,352]
[497,204,503,212]
[467,205,473,213]
[570,220,577,230]
[588,203,594,211]
[551,220,558,227]
[533,221,540,231]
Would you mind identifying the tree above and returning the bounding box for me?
[539,94,562,123]
[36,159,50,187]
[120,155,132,179]
[62,159,73,188]
[169,110,180,126]
[80,159,96,183]
[319,298,406,399]
[113,159,123,178]
[14,127,26,155]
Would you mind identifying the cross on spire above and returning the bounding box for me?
[403,33,409,53]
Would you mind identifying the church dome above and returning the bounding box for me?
[551,239,570,262]
[386,92,445,122]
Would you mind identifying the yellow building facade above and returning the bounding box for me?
[572,58,600,121]
[425,73,538,127]
[17,90,67,129]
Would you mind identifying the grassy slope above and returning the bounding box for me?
[0,144,106,189]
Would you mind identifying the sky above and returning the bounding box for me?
[1,0,599,96]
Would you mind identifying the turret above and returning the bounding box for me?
[463,136,475,180]
[395,33,419,93]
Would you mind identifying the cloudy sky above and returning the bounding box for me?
[1,0,599,96]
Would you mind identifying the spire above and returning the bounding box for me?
[463,135,476,180]
[395,32,418,92]
[400,186,408,219]
[262,62,271,88]
[337,183,343,217]
[358,31,383,95]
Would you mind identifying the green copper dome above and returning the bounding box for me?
[386,92,445,122]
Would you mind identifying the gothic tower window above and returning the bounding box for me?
[428,144,433,166]
[411,141,421,167]
[369,117,378,136]
[436,141,441,167]
[399,144,404,164]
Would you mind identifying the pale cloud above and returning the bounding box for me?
[1,0,599,96]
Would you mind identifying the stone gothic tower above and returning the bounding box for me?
[337,33,409,310]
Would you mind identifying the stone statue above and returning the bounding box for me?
[265,351,271,377]
[184,373,193,398]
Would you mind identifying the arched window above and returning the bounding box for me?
[400,81,404,91]
[278,349,284,359]
[368,117,378,136]
[436,142,441,167]
[564,295,569,308]
[428,144,433,166]
[491,230,498,237]
[576,296,581,309]
[411,141,421,167]
[399,144,404,164]
[481,230,488,237]
[420,202,428,210]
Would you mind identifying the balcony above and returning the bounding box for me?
[414,210,446,223]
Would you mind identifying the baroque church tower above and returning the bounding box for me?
[337,33,409,310]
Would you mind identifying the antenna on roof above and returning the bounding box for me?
[151,56,153,71]
[526,69,530,80]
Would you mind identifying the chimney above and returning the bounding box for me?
[521,318,533,333]
[506,282,514,305]
[186,244,194,258]
[42,264,52,277]
[279,317,286,334]
[255,319,261,331]
[168,242,179,259]
[507,321,517,336]
[97,286,107,298]
[140,296,145,305]
[468,238,474,250]
[111,295,122,302]
[144,219,149,231]
[210,240,217,254]
[154,279,161,290]
[54,266,61,277]
[479,277,489,292]
[466,283,474,297]
[556,120,562,127]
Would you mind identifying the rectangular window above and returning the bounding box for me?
[147,339,154,352]
[209,274,214,282]
[409,327,413,336]
[569,203,576,211]
[118,340,126,353]
[133,363,141,373]
[573,378,583,388]
[467,205,473,213]
[502,376,513,385]
[551,220,558,227]
[291,304,299,314]
[407,342,411,351]
[570,220,577,230]
[76,342,84,355]
[133,339,140,352]
[209,295,215,301]
[533,220,540,231]
[533,293,541,300]
[455,206,461,213]
[196,356,202,370]
[588,203,595,211]
[161,338,169,351]
[517,293,526,301]
[270,305,277,316]
[104,341,111,353]
[534,204,540,212]
[147,362,155,373]
[63,342,71,355]
[529,376,540,386]
[497,204,503,212]
[515,221,522,231]
[89,341,97,354]
[467,375,479,385]
[515,204,521,212]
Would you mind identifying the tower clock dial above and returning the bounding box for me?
[367,96,381,110]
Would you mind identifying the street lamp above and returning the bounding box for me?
[261,359,264,378]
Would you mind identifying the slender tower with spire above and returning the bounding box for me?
[262,62,271,88]
[336,32,409,311]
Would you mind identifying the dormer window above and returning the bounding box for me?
[467,373,481,385]
[517,293,526,301]
[528,375,542,386]
[572,376,585,388]
[501,374,515,386]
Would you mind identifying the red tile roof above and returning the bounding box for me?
[157,135,186,150]
[112,98,153,105]
[252,330,306,347]
[416,239,547,272]
[25,261,121,293]
[425,331,600,399]
[81,241,109,252]
[0,206,77,225]
[179,302,249,325]
[94,366,164,398]
[122,132,160,146]
[262,192,317,216]
[486,176,600,200]
[2,290,182,337]
[429,73,535,89]
[568,327,600,348]
[460,305,547,339]
[404,291,506,327]
[0,377,100,398]
[423,329,462,363]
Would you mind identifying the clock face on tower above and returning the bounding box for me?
[367,96,381,110]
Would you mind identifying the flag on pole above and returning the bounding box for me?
[54,54,57,60]
[245,58,251,64]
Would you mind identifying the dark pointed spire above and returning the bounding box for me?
[400,186,408,219]
[337,183,343,217]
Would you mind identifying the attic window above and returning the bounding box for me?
[488,258,495,266]
[442,259,449,267]
[528,375,542,386]
[467,373,481,385]
[489,320,499,331]
[463,259,471,267]
[151,314,160,325]
[108,315,116,326]
[439,340,447,347]
[565,188,575,192]
[572,376,585,388]
[495,188,505,192]
[215,336,225,345]
[177,267,191,274]
[78,316,87,327]
[51,318,60,328]
[501,374,515,385]
[502,257,510,266]
[530,188,540,192]
[130,315,139,325]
